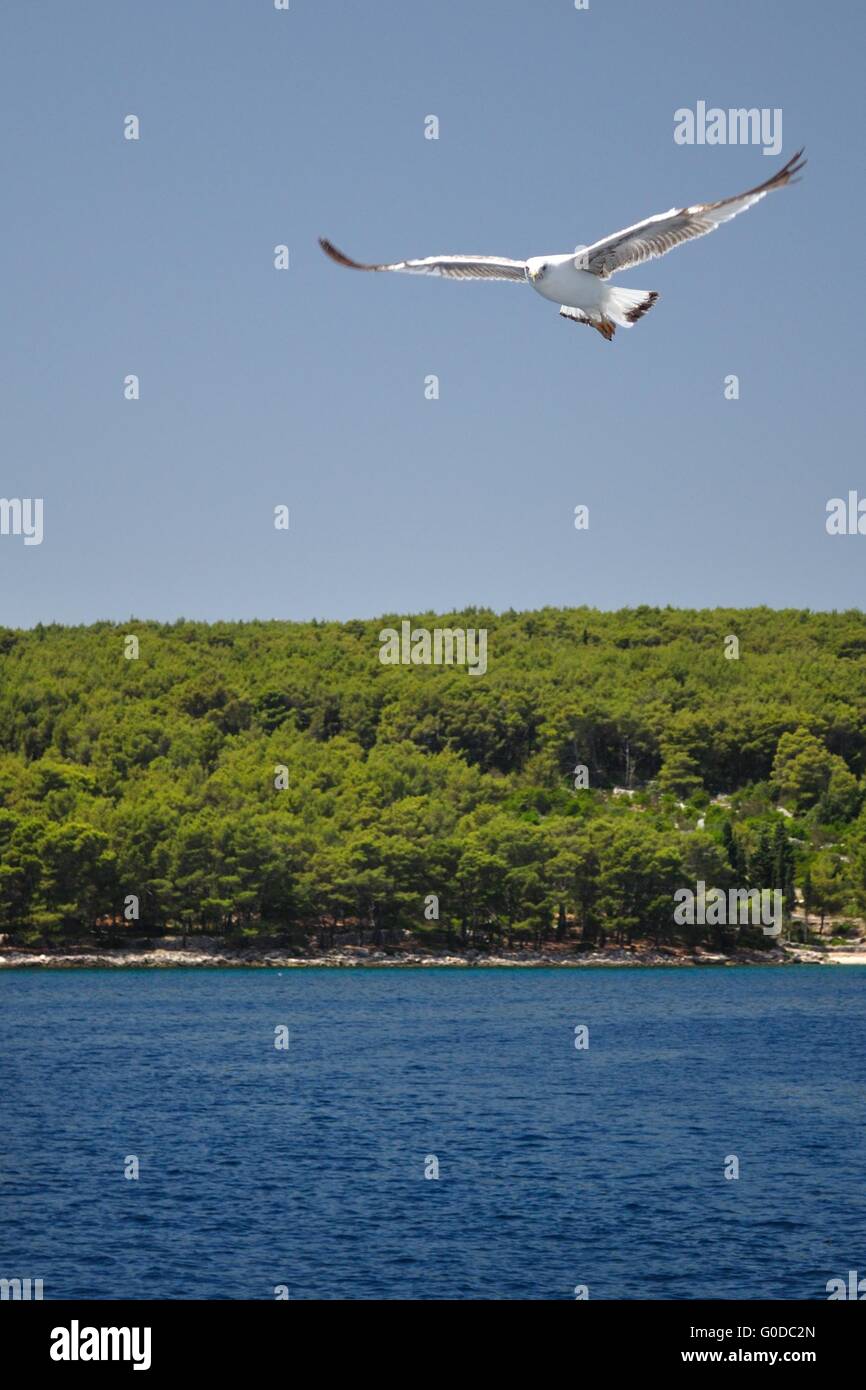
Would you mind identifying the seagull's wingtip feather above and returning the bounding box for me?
[318,238,376,271]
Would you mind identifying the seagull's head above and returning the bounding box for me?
[526,256,549,283]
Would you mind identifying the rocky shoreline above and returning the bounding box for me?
[0,942,855,969]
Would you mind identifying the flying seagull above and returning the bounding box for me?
[320,149,805,342]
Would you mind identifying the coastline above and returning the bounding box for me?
[1,943,862,969]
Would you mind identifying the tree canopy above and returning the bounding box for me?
[2,606,866,949]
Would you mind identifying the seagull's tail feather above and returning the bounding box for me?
[603,286,659,327]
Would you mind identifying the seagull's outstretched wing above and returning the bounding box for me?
[319,238,528,282]
[580,148,805,279]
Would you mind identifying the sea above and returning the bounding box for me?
[1,965,864,1299]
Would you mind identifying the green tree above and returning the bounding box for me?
[657,746,704,800]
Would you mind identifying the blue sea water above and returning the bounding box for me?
[1,966,864,1301]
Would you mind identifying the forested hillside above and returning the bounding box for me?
[2,607,866,948]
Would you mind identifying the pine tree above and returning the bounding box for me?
[749,827,775,890]
[772,821,796,917]
[722,820,744,879]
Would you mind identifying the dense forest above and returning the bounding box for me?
[1,607,866,950]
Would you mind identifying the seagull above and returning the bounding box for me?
[320,149,805,342]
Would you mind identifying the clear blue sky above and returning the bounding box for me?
[1,0,864,627]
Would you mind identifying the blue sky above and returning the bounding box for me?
[1,0,864,626]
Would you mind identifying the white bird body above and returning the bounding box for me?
[526,255,604,307]
[525,255,658,339]
[320,151,804,342]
